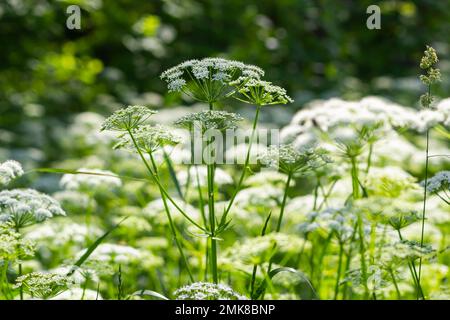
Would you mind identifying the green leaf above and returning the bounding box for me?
[67,217,128,276]
[131,289,169,300]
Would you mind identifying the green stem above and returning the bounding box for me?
[350,156,360,199]
[334,242,344,300]
[313,180,320,211]
[397,229,425,299]
[342,222,358,299]
[388,268,402,299]
[207,163,218,283]
[418,128,429,291]
[222,106,261,221]
[126,130,205,231]
[148,151,194,282]
[365,143,373,174]
[275,172,292,233]
[357,212,369,298]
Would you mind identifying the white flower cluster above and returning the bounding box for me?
[64,112,115,147]
[222,233,310,267]
[245,170,290,187]
[379,240,435,265]
[422,170,450,193]
[0,222,35,261]
[51,288,102,300]
[114,124,182,153]
[174,282,248,300]
[143,197,200,225]
[0,160,23,185]
[100,105,157,131]
[60,168,122,191]
[0,189,65,228]
[364,166,417,198]
[52,190,91,212]
[14,272,74,299]
[77,243,142,265]
[258,144,330,174]
[234,185,283,209]
[281,97,450,148]
[177,166,233,188]
[175,110,243,131]
[230,78,293,105]
[26,221,102,247]
[160,58,264,93]
[297,207,360,242]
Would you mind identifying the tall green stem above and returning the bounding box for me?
[334,242,344,299]
[206,100,218,283]
[275,172,292,233]
[127,129,194,282]
[207,163,218,283]
[148,151,194,282]
[223,106,261,220]
[350,156,360,199]
[397,229,425,299]
[418,128,429,290]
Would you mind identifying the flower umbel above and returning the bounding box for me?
[100,106,157,131]
[0,189,66,229]
[0,160,24,186]
[14,272,73,299]
[160,58,264,103]
[230,78,293,106]
[258,144,331,175]
[114,124,182,153]
[174,282,248,300]
[175,110,243,132]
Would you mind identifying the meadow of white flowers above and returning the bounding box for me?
[0,50,449,300]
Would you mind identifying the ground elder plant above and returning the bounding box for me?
[0,50,448,301]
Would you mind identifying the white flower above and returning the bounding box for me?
[0,160,24,185]
[0,189,65,228]
[14,272,74,299]
[161,58,264,102]
[234,185,283,209]
[100,105,157,131]
[77,243,141,265]
[143,197,200,225]
[364,166,417,197]
[26,220,102,247]
[174,282,248,300]
[245,170,290,187]
[51,288,102,300]
[422,170,450,193]
[60,168,122,191]
[224,143,266,164]
[177,166,233,188]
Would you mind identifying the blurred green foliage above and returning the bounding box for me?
[1,0,449,163]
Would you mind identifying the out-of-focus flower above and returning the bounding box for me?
[0,160,24,186]
[258,144,331,175]
[177,166,233,188]
[0,222,35,261]
[174,282,248,300]
[60,168,122,191]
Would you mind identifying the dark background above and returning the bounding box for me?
[1,0,449,164]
